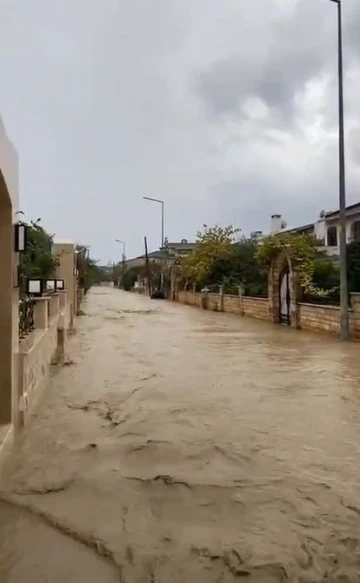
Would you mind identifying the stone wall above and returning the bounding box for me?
[177,290,270,320]
[17,293,68,425]
[175,289,360,340]
[299,294,360,339]
[178,290,202,307]
[298,303,340,336]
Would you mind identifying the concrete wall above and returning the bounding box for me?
[0,115,19,441]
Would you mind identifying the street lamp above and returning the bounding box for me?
[143,197,166,292]
[143,197,165,248]
[115,239,126,288]
[327,0,349,340]
[115,239,126,262]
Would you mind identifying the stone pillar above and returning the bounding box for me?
[238,285,244,316]
[48,294,60,320]
[58,290,68,310]
[55,314,66,365]
[53,242,76,332]
[219,286,224,312]
[268,265,279,324]
[34,297,49,329]
[290,271,301,329]
[350,293,360,339]
[201,289,209,310]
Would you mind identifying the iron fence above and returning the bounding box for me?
[19,296,35,339]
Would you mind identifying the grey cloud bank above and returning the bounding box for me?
[0,0,359,260]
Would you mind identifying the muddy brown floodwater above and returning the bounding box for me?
[1,287,360,582]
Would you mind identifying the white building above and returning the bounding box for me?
[254,204,360,256]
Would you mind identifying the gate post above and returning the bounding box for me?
[219,286,224,312]
[290,271,301,329]
[238,285,244,316]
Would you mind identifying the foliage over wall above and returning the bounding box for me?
[75,245,112,293]
[205,238,268,296]
[20,219,58,290]
[256,232,339,299]
[180,225,239,289]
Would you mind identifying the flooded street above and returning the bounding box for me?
[1,287,360,582]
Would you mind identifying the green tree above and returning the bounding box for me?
[75,245,108,292]
[256,232,339,298]
[182,224,239,288]
[122,266,140,291]
[20,219,58,290]
[207,237,268,296]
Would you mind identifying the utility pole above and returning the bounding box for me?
[144,236,152,297]
[329,0,349,340]
[115,239,126,289]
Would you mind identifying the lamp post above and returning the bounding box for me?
[327,0,348,340]
[115,239,126,288]
[143,197,165,248]
[143,197,165,291]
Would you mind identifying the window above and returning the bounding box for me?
[327,226,338,247]
[352,221,360,242]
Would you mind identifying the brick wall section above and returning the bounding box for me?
[178,291,202,307]
[175,291,360,339]
[243,297,270,320]
[208,293,220,311]
[223,295,241,314]
[17,293,69,425]
[299,303,340,336]
[177,291,270,320]
[299,295,360,340]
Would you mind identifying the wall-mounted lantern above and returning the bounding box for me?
[45,279,56,294]
[26,278,43,297]
[14,223,28,252]
[73,267,78,277]
[55,279,65,291]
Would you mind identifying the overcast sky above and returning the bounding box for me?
[1,0,360,261]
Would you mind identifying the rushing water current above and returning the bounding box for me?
[1,287,360,582]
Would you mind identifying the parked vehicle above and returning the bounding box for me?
[151,288,165,299]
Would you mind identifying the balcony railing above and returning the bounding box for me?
[19,296,35,339]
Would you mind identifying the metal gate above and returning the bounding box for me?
[279,269,291,325]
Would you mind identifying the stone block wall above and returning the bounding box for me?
[243,297,270,320]
[207,293,220,311]
[298,303,340,335]
[298,294,360,340]
[175,290,360,340]
[178,290,202,307]
[223,295,241,314]
[177,290,270,320]
[17,293,68,425]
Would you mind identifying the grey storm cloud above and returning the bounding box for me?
[0,0,360,261]
[194,0,360,121]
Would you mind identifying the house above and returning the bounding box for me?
[124,239,196,270]
[256,204,360,256]
[161,239,197,256]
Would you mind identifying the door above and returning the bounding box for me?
[279,269,291,325]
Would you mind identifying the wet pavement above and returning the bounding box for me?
[1,287,360,582]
